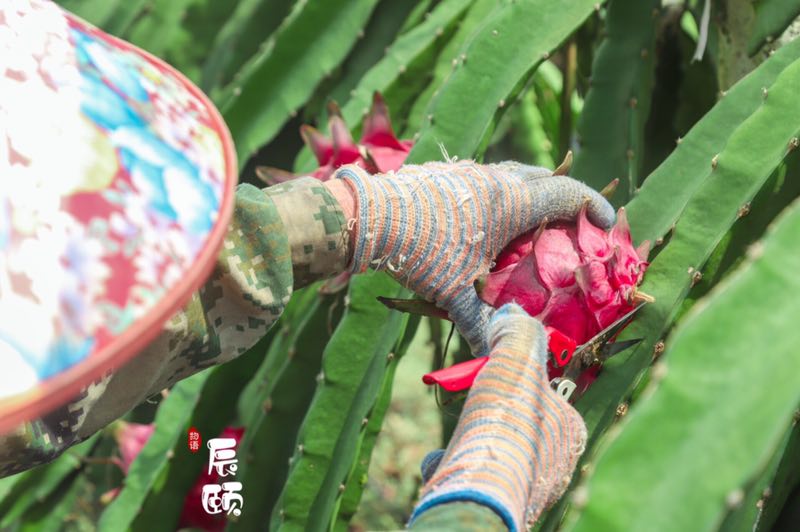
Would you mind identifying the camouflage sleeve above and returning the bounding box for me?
[0,177,349,477]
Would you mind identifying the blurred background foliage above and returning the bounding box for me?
[4,0,800,530]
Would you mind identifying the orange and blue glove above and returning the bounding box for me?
[410,303,588,531]
[335,161,615,356]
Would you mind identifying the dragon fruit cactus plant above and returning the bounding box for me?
[256,91,413,184]
[477,205,651,389]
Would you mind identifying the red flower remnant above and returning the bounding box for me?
[256,92,413,184]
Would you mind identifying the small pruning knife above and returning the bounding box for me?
[422,304,647,402]
[549,303,646,402]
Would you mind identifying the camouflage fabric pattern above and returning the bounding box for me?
[0,181,348,477]
[268,177,350,288]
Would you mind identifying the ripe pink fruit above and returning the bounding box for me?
[113,421,155,474]
[257,92,413,184]
[478,206,651,347]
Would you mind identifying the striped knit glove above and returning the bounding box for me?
[335,161,614,356]
[408,303,587,532]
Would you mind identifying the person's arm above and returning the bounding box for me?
[2,160,612,478]
[0,177,349,477]
[409,304,587,532]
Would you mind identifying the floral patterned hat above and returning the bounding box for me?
[0,0,237,432]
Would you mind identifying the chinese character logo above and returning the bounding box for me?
[207,437,239,477]
[201,482,244,517]
[201,435,244,517]
[188,426,202,453]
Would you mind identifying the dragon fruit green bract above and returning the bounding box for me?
[478,206,651,347]
[256,91,413,184]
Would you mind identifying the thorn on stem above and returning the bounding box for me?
[554,150,573,175]
[737,203,751,218]
[632,290,655,304]
[653,341,666,359]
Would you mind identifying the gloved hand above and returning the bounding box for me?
[409,303,587,531]
[329,160,615,356]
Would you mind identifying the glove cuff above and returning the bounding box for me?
[409,490,519,532]
[412,304,587,530]
[334,165,382,274]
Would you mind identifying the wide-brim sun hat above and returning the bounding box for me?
[0,0,237,433]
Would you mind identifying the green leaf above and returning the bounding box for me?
[236,284,321,424]
[0,471,22,507]
[753,423,800,531]
[302,0,424,119]
[579,46,800,439]
[511,88,557,169]
[228,290,343,531]
[0,435,98,527]
[56,0,150,39]
[56,0,127,28]
[293,0,472,174]
[626,37,800,245]
[17,473,87,532]
[748,0,800,55]
[201,0,296,92]
[123,0,197,59]
[718,420,800,532]
[337,0,473,126]
[97,372,209,531]
[102,0,151,37]
[674,154,800,323]
[270,271,411,531]
[397,0,436,35]
[564,195,800,531]
[219,0,380,163]
[331,314,421,530]
[408,0,603,162]
[571,0,661,203]
[404,0,497,137]
[139,0,244,84]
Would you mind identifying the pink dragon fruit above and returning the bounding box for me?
[100,422,157,503]
[478,206,651,347]
[113,421,155,474]
[256,91,413,184]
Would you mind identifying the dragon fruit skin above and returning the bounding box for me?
[257,91,412,184]
[479,207,651,347]
[113,421,156,474]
